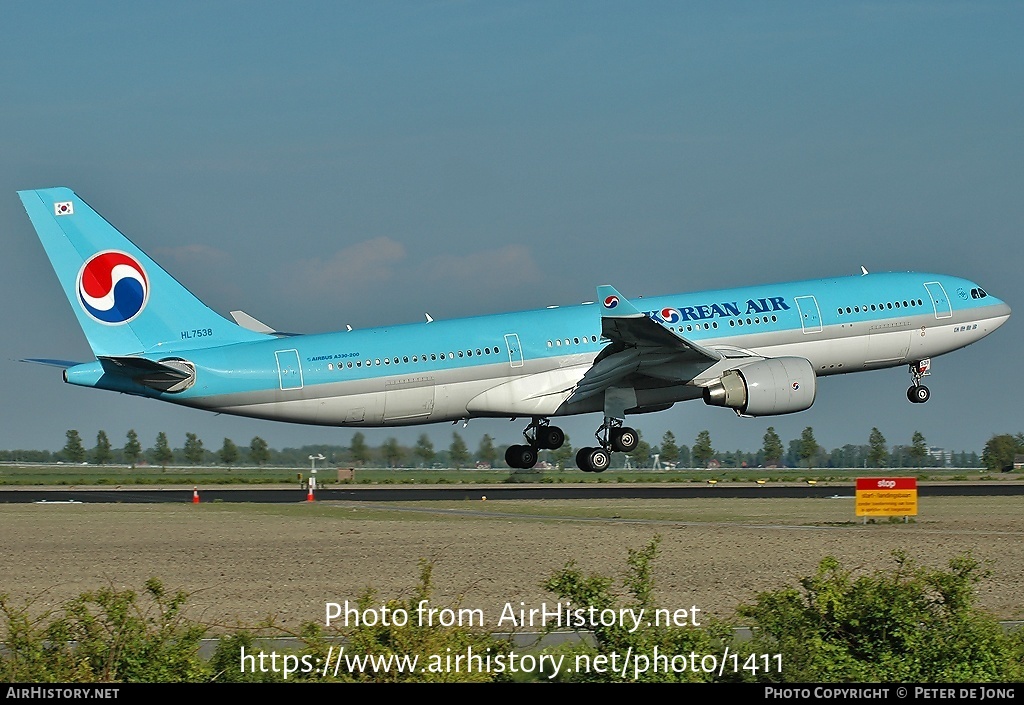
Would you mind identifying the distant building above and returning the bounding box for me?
[1014,455,1024,471]
[928,447,952,466]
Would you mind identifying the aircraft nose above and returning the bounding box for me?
[990,299,1011,328]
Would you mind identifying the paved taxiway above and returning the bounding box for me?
[1,482,1021,503]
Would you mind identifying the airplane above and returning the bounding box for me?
[19,187,1012,472]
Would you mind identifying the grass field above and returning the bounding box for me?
[2,494,1023,636]
[0,462,1017,486]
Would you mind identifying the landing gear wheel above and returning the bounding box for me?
[538,426,565,450]
[909,385,930,404]
[611,427,639,453]
[587,448,611,473]
[506,444,538,469]
[577,447,594,472]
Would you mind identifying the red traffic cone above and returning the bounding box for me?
[192,486,200,504]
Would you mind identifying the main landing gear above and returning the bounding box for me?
[505,417,565,469]
[577,417,639,473]
[907,358,931,404]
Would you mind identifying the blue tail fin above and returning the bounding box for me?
[19,187,272,357]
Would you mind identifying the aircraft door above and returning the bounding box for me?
[504,333,524,368]
[274,349,304,390]
[794,296,823,333]
[924,282,952,319]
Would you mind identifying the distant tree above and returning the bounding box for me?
[799,427,819,470]
[982,434,1022,472]
[477,434,497,467]
[413,433,435,467]
[350,432,371,467]
[449,432,470,469]
[762,427,784,467]
[677,444,691,468]
[784,439,801,467]
[219,437,239,466]
[92,430,112,465]
[549,433,574,470]
[381,437,403,468]
[124,429,142,468]
[659,431,679,465]
[183,433,205,465]
[62,430,86,464]
[868,427,888,468]
[249,436,270,466]
[692,430,715,468]
[910,431,929,468]
[152,432,174,468]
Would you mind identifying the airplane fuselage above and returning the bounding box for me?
[64,271,1011,426]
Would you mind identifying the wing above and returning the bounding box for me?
[569,285,731,403]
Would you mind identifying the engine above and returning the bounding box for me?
[702,357,816,416]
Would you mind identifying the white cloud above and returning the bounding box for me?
[419,245,542,292]
[285,236,407,298]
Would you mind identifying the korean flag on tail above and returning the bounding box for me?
[54,201,74,216]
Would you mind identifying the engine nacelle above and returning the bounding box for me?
[702,357,816,416]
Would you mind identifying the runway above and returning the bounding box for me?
[2,482,1022,503]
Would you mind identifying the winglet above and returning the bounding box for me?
[596,285,644,318]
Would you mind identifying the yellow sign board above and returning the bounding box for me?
[855,477,918,517]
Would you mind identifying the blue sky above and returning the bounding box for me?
[2,2,1021,456]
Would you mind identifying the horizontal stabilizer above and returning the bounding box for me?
[19,358,85,368]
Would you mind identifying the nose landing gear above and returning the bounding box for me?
[907,359,931,404]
